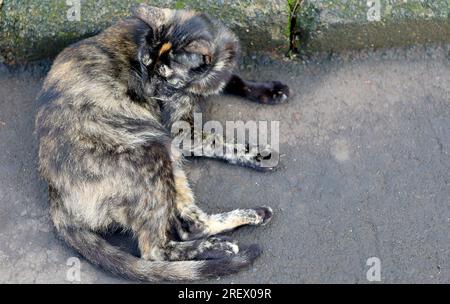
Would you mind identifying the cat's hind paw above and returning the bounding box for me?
[194,236,240,260]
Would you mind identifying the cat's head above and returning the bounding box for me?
[133,4,239,96]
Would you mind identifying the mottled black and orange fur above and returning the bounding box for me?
[36,5,289,282]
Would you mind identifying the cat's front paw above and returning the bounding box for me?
[246,145,280,172]
[225,143,280,171]
[256,81,290,105]
[253,206,274,226]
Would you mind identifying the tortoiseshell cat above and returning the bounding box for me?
[35,4,289,281]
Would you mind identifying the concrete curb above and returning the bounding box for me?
[0,0,449,64]
[302,0,450,53]
[0,0,288,64]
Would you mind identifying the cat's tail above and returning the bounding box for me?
[58,226,261,282]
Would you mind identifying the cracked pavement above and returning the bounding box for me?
[0,45,449,283]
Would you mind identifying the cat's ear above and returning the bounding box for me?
[131,4,172,29]
[185,40,213,64]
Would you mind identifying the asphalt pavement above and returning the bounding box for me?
[0,45,448,283]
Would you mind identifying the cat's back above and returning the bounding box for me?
[35,17,154,181]
[39,17,146,105]
[35,17,152,134]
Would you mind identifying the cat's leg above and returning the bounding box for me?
[178,205,273,240]
[132,160,243,262]
[173,168,273,240]
[175,129,279,171]
[135,197,241,261]
[140,232,240,261]
[163,236,240,261]
[223,74,290,104]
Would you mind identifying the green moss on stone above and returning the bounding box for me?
[1,0,449,63]
[0,0,288,63]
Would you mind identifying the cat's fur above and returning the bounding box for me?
[35,5,289,282]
